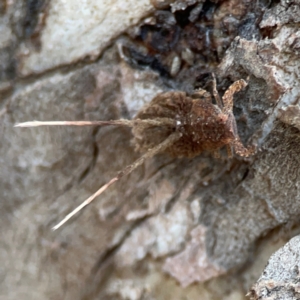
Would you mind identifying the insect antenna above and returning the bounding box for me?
[15,119,180,230]
[52,131,181,230]
[14,118,174,128]
[14,120,134,127]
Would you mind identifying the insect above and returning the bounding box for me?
[15,74,255,230]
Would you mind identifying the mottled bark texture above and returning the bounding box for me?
[249,235,300,300]
[1,0,300,299]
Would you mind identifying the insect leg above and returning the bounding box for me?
[231,138,256,157]
[226,145,233,158]
[211,73,223,108]
[212,150,221,158]
[222,79,247,114]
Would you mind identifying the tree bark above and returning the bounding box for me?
[1,0,300,299]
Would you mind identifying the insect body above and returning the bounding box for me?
[16,75,255,229]
[133,77,254,158]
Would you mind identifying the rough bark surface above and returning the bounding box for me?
[249,235,300,300]
[1,0,300,299]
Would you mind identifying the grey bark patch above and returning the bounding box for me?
[249,235,300,300]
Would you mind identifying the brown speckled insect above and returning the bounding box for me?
[15,74,255,229]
